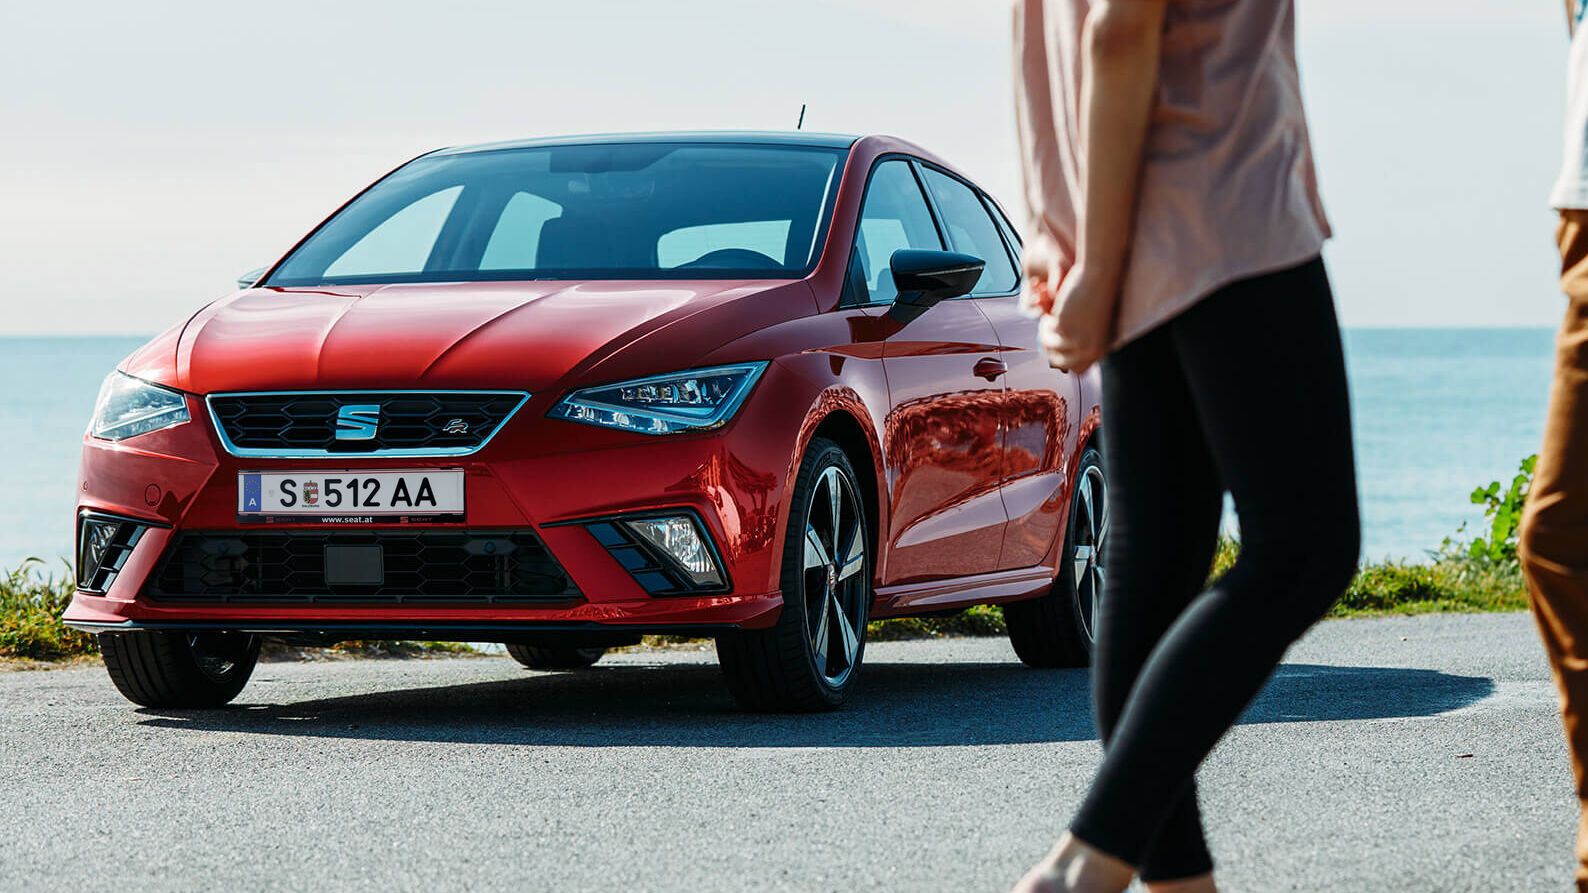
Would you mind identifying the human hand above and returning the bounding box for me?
[1038,264,1116,373]
[1019,229,1065,318]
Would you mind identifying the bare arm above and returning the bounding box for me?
[1012,0,1075,315]
[1039,0,1168,371]
[1570,0,1578,36]
[1074,0,1168,299]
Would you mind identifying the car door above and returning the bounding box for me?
[918,166,1079,572]
[852,158,1009,586]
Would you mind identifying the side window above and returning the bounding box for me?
[986,195,1023,266]
[480,192,564,270]
[920,168,1019,295]
[324,186,462,278]
[853,160,943,304]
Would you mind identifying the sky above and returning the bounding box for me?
[0,0,1572,335]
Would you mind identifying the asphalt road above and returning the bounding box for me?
[0,613,1574,892]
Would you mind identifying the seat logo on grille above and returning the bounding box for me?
[335,404,381,441]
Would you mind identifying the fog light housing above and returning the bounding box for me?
[584,512,727,594]
[625,517,722,587]
[76,512,148,593]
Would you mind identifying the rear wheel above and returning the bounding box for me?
[717,437,871,711]
[505,644,607,670]
[1005,445,1107,668]
[99,630,260,708]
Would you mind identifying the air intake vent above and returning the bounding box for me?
[146,529,580,605]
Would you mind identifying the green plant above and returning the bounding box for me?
[1466,454,1537,565]
[1336,563,1443,613]
[1209,535,1240,583]
[0,560,95,661]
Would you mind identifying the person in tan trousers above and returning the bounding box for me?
[1519,3,1588,890]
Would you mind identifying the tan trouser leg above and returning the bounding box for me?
[1520,209,1588,890]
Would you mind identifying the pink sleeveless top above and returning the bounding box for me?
[1012,0,1331,348]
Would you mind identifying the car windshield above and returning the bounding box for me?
[264,142,847,287]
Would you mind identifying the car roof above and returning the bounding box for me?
[430,130,861,156]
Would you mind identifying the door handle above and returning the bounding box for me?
[973,357,1009,381]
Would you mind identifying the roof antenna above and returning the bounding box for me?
[796,103,807,131]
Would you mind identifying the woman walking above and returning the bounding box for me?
[1009,1,1360,891]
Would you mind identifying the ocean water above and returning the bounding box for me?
[0,329,1557,570]
[1345,328,1554,559]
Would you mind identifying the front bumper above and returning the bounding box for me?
[64,386,806,637]
[65,591,780,637]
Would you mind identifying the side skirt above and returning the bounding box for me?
[869,565,1055,619]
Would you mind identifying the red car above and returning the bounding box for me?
[66,132,1105,711]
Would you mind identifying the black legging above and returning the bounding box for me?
[1070,256,1361,881]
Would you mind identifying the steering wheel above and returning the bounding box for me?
[678,248,783,270]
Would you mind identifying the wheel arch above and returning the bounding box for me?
[1037,390,1104,578]
[1075,365,1104,457]
[1080,421,1102,455]
[781,387,887,589]
[808,409,884,571]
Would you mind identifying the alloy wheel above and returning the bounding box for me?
[1071,464,1108,644]
[801,465,867,687]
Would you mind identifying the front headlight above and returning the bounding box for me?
[90,371,191,441]
[550,362,768,435]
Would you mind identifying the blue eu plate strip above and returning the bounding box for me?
[241,473,262,512]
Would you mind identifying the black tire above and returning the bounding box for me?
[1005,445,1106,668]
[505,644,606,669]
[716,437,871,712]
[98,630,260,708]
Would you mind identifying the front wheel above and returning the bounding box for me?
[717,437,871,711]
[1005,445,1107,668]
[99,630,260,708]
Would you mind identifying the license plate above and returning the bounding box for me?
[237,469,464,524]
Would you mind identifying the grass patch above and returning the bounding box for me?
[868,604,1007,640]
[0,560,95,661]
[1335,555,1525,616]
[1208,536,1527,619]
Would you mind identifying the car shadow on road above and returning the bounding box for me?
[134,658,1496,748]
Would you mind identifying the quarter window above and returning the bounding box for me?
[986,195,1023,262]
[921,168,1018,295]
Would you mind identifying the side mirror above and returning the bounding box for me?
[886,250,984,324]
[236,267,268,290]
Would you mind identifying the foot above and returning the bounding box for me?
[1143,874,1217,893]
[1009,832,1136,893]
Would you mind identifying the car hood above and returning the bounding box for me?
[127,280,811,394]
